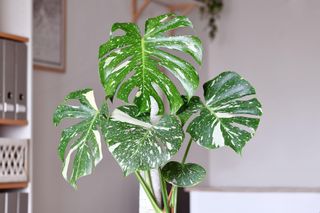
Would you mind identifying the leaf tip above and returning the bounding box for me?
[70,182,78,190]
[123,170,131,177]
[235,148,243,156]
[52,115,59,126]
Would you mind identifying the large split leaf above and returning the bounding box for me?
[162,161,206,187]
[99,13,202,114]
[53,89,108,187]
[102,105,184,176]
[180,71,262,153]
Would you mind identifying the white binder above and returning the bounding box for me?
[3,40,15,119]
[0,39,4,118]
[14,42,27,120]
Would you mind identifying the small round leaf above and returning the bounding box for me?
[162,161,206,187]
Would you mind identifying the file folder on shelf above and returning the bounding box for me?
[7,192,18,213]
[0,193,5,213]
[0,192,28,213]
[18,193,29,213]
[0,40,4,119]
[15,42,27,120]
[3,40,15,119]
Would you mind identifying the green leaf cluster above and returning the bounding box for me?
[53,13,262,212]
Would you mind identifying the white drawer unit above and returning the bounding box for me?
[190,189,320,213]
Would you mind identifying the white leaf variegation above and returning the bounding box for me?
[99,13,202,114]
[53,89,108,187]
[179,71,262,153]
[102,105,184,176]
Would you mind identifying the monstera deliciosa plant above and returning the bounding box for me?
[53,13,262,213]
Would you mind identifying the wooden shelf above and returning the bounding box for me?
[0,119,28,126]
[132,0,198,22]
[0,182,28,190]
[0,32,29,43]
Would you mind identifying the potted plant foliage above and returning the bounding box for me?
[53,13,262,213]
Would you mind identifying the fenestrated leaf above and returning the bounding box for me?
[162,161,206,187]
[99,13,202,114]
[184,71,262,153]
[53,89,108,188]
[102,105,184,176]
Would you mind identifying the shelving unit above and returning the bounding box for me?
[0,1,33,212]
[132,0,199,22]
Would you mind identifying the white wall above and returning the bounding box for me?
[33,1,210,213]
[208,0,320,188]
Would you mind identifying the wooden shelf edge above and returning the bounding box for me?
[0,119,28,126]
[0,32,29,43]
[132,0,198,22]
[0,182,28,190]
[151,0,200,8]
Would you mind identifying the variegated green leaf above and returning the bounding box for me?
[185,71,262,153]
[53,89,108,188]
[162,161,206,187]
[99,13,202,114]
[102,105,184,176]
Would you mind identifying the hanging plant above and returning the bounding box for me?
[195,0,223,39]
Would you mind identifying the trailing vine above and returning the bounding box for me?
[195,0,223,39]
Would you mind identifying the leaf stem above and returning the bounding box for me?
[170,186,178,213]
[182,137,193,164]
[146,170,155,195]
[168,137,193,211]
[159,168,170,213]
[135,172,162,213]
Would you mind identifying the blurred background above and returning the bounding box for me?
[0,0,320,212]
